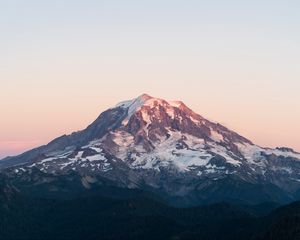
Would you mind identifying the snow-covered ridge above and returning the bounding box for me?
[9,94,300,176]
[115,94,205,129]
[23,126,300,177]
[115,94,189,118]
[15,94,300,176]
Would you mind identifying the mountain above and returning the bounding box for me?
[1,94,300,206]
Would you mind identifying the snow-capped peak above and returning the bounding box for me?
[116,94,152,108]
[169,100,184,108]
[116,94,195,120]
[116,94,158,121]
[114,94,254,148]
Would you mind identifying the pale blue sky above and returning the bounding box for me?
[0,0,299,158]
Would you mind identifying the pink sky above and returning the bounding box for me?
[1,1,299,158]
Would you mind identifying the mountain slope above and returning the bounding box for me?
[1,94,300,206]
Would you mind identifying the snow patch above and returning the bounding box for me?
[210,128,224,142]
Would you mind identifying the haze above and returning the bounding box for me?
[1,0,299,158]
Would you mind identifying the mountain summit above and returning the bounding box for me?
[1,94,300,206]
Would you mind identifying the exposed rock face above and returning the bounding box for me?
[1,94,300,206]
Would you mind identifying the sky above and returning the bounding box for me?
[0,0,299,158]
